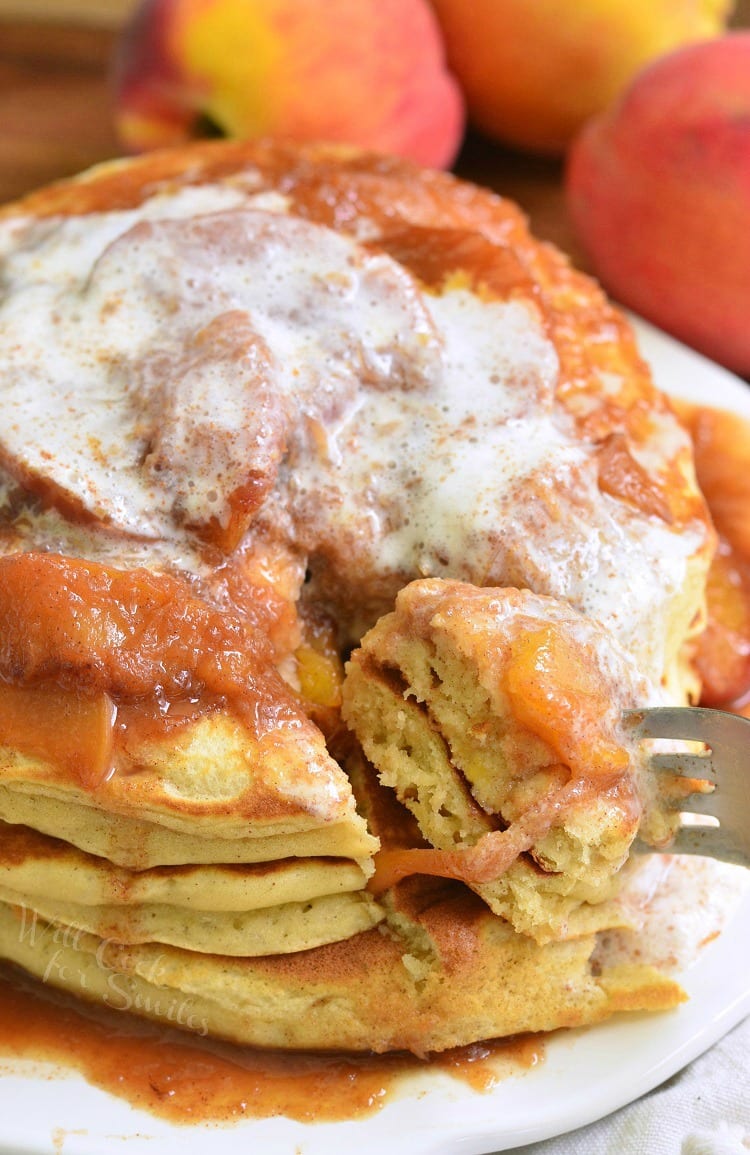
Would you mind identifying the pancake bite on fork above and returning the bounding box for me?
[343,579,680,944]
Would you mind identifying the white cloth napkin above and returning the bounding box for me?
[500,1015,750,1155]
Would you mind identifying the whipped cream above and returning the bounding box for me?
[0,185,704,682]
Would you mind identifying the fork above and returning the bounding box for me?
[624,706,750,868]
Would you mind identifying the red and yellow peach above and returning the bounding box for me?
[566,32,750,377]
[113,0,465,169]
[429,0,732,154]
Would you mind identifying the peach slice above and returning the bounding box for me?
[0,682,116,790]
[693,543,750,707]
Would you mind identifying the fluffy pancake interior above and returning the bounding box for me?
[342,579,663,943]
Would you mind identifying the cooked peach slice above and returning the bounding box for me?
[0,682,116,789]
[693,541,750,707]
[684,405,750,560]
[505,625,630,779]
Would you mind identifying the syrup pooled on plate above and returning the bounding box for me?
[0,964,542,1126]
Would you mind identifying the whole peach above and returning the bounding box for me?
[566,33,750,377]
[113,0,464,168]
[429,0,732,154]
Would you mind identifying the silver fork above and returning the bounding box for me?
[624,706,750,868]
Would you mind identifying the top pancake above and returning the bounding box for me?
[0,140,712,690]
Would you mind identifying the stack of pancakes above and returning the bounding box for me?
[0,141,715,1053]
[0,721,381,959]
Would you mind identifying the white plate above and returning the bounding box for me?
[0,317,748,1155]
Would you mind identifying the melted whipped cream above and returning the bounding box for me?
[0,186,702,682]
[597,855,748,974]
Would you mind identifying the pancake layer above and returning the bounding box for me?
[0,882,683,1054]
[0,821,379,955]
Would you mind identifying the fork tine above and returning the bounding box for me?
[648,751,717,783]
[624,705,750,747]
[630,832,713,856]
[624,706,712,742]
[667,826,750,867]
[667,826,723,856]
[673,791,719,816]
[634,831,750,866]
[628,706,750,868]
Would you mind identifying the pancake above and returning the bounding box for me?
[343,580,670,943]
[0,755,681,1052]
[0,709,376,869]
[0,820,379,955]
[0,139,718,1055]
[0,881,683,1054]
[0,783,371,868]
[0,822,370,911]
[0,551,375,869]
[0,889,382,957]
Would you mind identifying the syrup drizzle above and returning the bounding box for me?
[0,963,542,1126]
